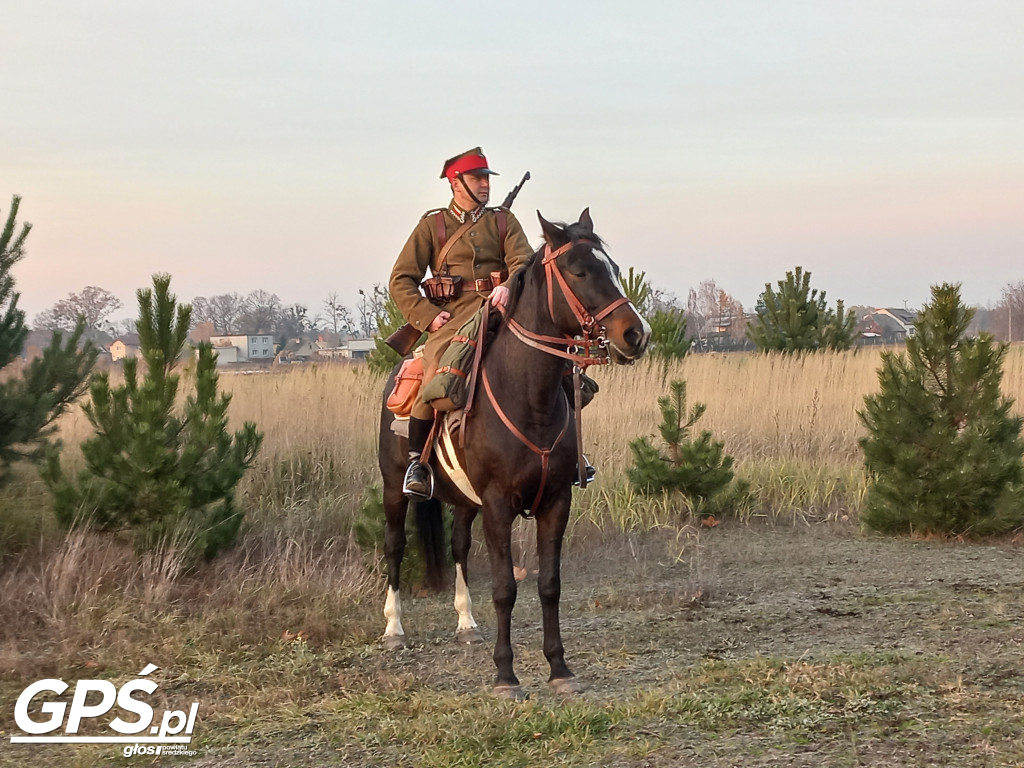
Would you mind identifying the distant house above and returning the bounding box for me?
[110,333,141,362]
[208,334,276,366]
[341,338,376,360]
[313,336,377,361]
[275,337,319,364]
[858,308,918,345]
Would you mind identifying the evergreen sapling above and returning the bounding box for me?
[43,274,264,559]
[628,380,740,509]
[859,283,1024,535]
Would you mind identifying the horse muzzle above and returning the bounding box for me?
[605,312,651,364]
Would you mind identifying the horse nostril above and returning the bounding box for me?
[626,327,644,351]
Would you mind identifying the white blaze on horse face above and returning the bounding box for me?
[453,564,478,630]
[592,248,652,349]
[592,248,623,297]
[384,585,404,638]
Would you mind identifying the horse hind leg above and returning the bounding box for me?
[382,484,408,650]
[452,506,483,644]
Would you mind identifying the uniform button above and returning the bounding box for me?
[475,246,481,253]
[470,231,477,237]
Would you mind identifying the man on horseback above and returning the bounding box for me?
[390,147,534,499]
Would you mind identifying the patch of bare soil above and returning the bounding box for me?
[20,523,1022,767]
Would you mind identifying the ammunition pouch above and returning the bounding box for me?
[422,275,463,305]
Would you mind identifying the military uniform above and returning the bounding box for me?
[391,146,535,499]
[390,202,533,419]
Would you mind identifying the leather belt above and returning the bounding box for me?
[472,270,509,292]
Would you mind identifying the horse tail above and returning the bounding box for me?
[414,498,448,592]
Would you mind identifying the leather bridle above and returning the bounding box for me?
[507,239,632,367]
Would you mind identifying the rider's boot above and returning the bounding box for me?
[572,454,597,486]
[402,416,434,500]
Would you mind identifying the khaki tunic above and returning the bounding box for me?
[390,202,534,418]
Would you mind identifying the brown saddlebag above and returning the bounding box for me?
[386,355,424,418]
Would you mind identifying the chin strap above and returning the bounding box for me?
[457,173,485,208]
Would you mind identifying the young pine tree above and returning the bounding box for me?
[628,380,739,508]
[0,195,97,483]
[859,283,1024,536]
[748,266,855,352]
[366,294,424,376]
[43,274,264,559]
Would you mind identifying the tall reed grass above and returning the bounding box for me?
[4,347,1022,680]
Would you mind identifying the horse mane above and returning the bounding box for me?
[500,250,538,322]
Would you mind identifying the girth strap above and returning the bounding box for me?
[481,366,570,515]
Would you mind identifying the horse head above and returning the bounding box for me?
[536,209,651,364]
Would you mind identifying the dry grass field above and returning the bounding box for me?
[2,346,1024,766]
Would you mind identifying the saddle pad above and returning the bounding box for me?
[435,414,482,506]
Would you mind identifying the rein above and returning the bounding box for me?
[476,237,631,505]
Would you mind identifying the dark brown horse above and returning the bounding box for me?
[378,209,650,699]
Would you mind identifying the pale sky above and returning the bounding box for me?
[3,1,1022,325]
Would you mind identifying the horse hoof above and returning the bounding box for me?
[492,684,528,701]
[381,634,407,650]
[456,628,484,645]
[549,677,583,695]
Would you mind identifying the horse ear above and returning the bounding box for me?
[579,207,594,231]
[537,211,565,246]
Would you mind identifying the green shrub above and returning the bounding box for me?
[627,380,744,513]
[43,274,264,560]
[748,266,855,352]
[0,195,97,485]
[859,283,1024,535]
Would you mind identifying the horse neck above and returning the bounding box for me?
[487,264,571,418]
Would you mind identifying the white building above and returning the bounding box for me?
[209,335,276,365]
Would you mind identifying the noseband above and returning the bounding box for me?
[506,239,632,367]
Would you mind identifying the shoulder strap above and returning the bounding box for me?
[434,218,476,275]
[434,211,447,252]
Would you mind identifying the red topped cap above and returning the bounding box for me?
[441,147,499,181]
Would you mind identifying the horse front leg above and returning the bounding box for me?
[481,498,523,699]
[382,484,408,650]
[452,505,483,644]
[536,490,581,694]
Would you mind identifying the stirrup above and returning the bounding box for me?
[403,461,434,500]
[572,456,597,486]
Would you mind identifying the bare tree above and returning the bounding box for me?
[357,284,389,337]
[34,286,122,333]
[323,292,354,335]
[209,293,244,335]
[686,279,746,350]
[1002,280,1024,342]
[277,303,315,342]
[686,280,720,348]
[239,290,282,335]
[110,317,137,337]
[191,293,244,335]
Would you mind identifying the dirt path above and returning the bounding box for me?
[11,524,1022,767]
